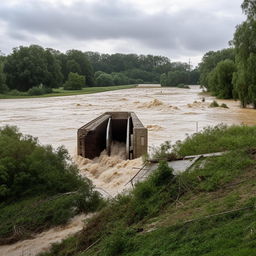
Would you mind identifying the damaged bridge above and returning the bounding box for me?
[77,112,148,160]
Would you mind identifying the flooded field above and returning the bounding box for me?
[1,85,256,256]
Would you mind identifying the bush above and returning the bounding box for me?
[148,141,177,162]
[0,126,91,201]
[0,126,103,243]
[103,228,134,256]
[209,100,219,107]
[0,83,9,93]
[27,85,52,96]
[96,73,114,86]
[64,72,85,90]
[178,83,190,89]
[7,89,26,96]
[220,103,229,108]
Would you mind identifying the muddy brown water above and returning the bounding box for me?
[1,85,256,256]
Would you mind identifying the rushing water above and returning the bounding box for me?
[1,85,256,255]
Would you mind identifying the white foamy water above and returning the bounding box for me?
[1,85,256,255]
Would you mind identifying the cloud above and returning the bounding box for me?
[0,0,245,64]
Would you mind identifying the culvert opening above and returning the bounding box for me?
[77,112,147,160]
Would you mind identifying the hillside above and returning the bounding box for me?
[39,125,256,256]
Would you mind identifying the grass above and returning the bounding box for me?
[39,125,256,256]
[0,194,80,244]
[0,85,136,99]
[172,124,256,157]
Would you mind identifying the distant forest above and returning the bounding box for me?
[0,46,199,94]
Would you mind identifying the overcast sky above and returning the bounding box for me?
[0,0,245,66]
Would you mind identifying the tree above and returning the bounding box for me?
[4,45,62,91]
[241,0,256,19]
[45,49,63,88]
[208,60,236,99]
[95,73,114,86]
[0,60,8,93]
[66,50,94,86]
[64,72,85,90]
[160,73,167,86]
[111,72,129,85]
[232,19,256,108]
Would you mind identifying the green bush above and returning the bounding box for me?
[103,228,134,256]
[209,100,219,107]
[0,126,103,243]
[96,73,114,86]
[220,103,229,108]
[27,85,52,95]
[177,83,190,89]
[64,72,85,90]
[7,89,26,96]
[0,83,9,93]
[0,126,90,201]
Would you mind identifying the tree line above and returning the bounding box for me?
[199,0,256,108]
[0,46,199,95]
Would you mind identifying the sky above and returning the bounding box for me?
[0,0,245,66]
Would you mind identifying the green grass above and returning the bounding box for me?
[173,124,256,157]
[0,194,80,244]
[0,85,136,99]
[38,125,256,256]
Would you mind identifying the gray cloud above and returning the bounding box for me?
[0,0,245,63]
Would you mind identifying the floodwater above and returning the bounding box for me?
[1,85,256,195]
[1,85,256,255]
[0,214,91,256]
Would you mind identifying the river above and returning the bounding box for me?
[1,85,256,255]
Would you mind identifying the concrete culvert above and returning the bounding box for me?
[77,112,148,160]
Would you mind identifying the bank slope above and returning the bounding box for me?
[40,125,256,256]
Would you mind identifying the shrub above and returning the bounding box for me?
[148,141,177,162]
[7,89,26,96]
[64,72,85,90]
[0,83,9,93]
[151,160,174,187]
[0,126,91,201]
[96,73,114,86]
[209,100,219,107]
[27,85,52,96]
[178,83,190,89]
[103,228,134,256]
[220,103,229,108]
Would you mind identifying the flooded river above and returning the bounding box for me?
[1,85,256,255]
[1,85,256,195]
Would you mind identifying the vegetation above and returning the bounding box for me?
[199,0,256,108]
[0,126,102,244]
[0,46,199,97]
[39,124,256,256]
[64,72,86,90]
[209,100,219,108]
[0,84,136,99]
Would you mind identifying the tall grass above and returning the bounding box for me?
[173,124,256,157]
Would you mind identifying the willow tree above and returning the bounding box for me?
[232,0,256,108]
